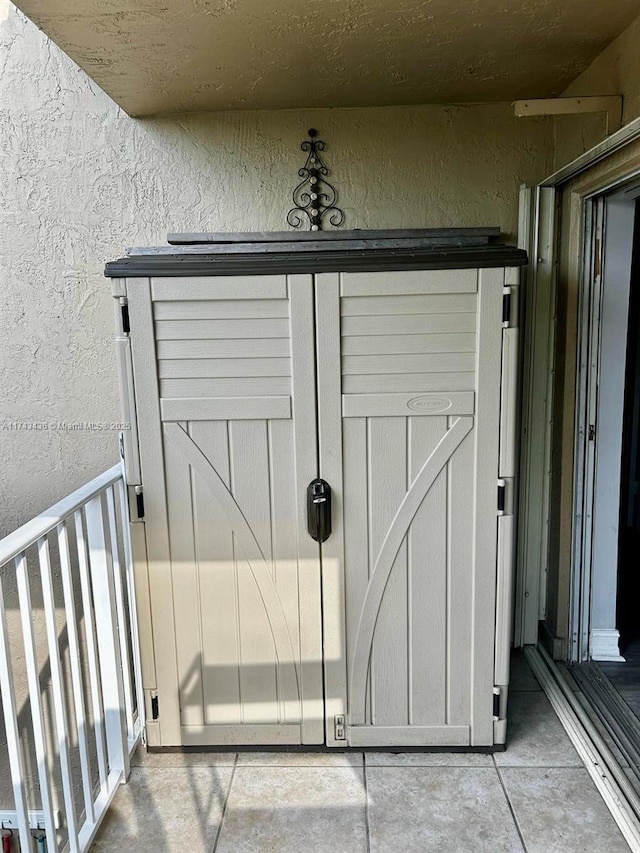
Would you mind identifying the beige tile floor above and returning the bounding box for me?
[93,653,631,852]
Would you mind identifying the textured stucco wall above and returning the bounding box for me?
[0,2,556,536]
[554,10,640,168]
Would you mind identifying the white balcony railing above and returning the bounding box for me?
[0,464,143,852]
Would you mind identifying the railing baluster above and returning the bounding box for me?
[0,570,32,853]
[57,519,94,826]
[38,535,80,852]
[118,477,145,740]
[15,551,59,852]
[85,494,128,780]
[74,509,108,792]
[105,486,135,746]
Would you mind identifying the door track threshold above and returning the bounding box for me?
[571,661,640,789]
[525,645,640,851]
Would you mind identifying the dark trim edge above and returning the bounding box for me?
[105,245,527,277]
[147,743,504,753]
[167,227,501,245]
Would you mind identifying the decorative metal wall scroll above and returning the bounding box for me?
[287,129,344,231]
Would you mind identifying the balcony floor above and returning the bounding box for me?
[93,653,631,852]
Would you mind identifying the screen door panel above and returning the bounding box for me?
[129,274,323,746]
[317,269,503,747]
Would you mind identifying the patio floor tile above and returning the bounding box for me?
[499,767,631,852]
[215,766,367,852]
[92,765,233,852]
[236,751,363,766]
[131,746,237,767]
[365,750,493,766]
[366,766,524,852]
[509,649,542,692]
[494,691,583,767]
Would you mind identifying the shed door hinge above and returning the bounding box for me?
[492,687,501,720]
[334,714,346,741]
[502,288,512,327]
[497,480,506,515]
[135,485,145,519]
[120,297,130,335]
[151,694,159,720]
[588,424,596,442]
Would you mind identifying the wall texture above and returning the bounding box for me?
[0,3,557,536]
[554,10,640,167]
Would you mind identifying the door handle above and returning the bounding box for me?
[307,478,332,543]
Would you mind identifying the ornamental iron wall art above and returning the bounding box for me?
[287,129,344,231]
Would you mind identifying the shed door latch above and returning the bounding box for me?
[307,479,332,542]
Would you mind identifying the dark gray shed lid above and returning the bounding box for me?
[104,228,527,277]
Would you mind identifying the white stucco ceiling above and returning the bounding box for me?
[14,0,640,116]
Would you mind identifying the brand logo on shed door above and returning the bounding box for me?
[407,396,453,413]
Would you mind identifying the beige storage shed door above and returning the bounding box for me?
[127,266,505,749]
[316,269,504,748]
[128,273,324,747]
